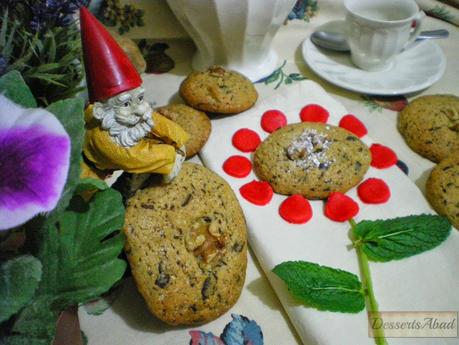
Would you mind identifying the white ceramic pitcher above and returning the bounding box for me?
[166,0,296,81]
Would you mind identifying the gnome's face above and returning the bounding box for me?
[93,87,154,147]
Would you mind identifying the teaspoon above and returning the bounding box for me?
[311,29,449,52]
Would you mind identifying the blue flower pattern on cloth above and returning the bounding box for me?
[288,0,318,21]
[189,314,264,345]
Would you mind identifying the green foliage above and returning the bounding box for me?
[0,71,126,344]
[5,189,126,344]
[273,261,365,313]
[353,214,452,262]
[429,6,455,23]
[0,70,36,107]
[46,98,85,220]
[0,10,84,105]
[76,178,109,193]
[0,256,42,322]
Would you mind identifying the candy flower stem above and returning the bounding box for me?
[349,218,388,345]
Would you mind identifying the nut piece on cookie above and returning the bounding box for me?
[253,123,371,199]
[179,66,258,114]
[124,163,247,325]
[398,95,459,162]
[157,104,211,158]
[426,155,459,230]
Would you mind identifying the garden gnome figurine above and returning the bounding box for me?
[80,7,188,182]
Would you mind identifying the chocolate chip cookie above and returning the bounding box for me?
[179,66,258,114]
[398,95,459,162]
[426,155,459,230]
[253,123,371,199]
[157,104,211,158]
[124,163,247,325]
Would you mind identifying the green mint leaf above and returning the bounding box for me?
[353,214,452,262]
[12,188,126,343]
[0,70,37,108]
[0,256,42,322]
[75,178,109,193]
[273,261,365,313]
[46,98,85,220]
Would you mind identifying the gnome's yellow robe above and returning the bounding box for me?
[84,105,189,174]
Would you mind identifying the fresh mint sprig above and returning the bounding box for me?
[273,214,452,345]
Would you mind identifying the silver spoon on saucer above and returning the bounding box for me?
[311,29,449,52]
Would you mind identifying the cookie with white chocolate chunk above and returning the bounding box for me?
[123,163,247,325]
[253,122,371,199]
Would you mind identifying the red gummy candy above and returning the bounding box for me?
[232,128,261,152]
[223,155,252,178]
[339,114,368,138]
[300,104,329,123]
[240,180,273,206]
[324,192,359,222]
[357,178,391,204]
[261,109,287,133]
[279,194,313,224]
[370,144,398,169]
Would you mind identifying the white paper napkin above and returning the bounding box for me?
[200,80,459,345]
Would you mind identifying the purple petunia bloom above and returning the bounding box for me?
[0,94,70,230]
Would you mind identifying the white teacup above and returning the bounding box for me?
[344,0,425,71]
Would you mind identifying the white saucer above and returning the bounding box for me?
[302,38,446,95]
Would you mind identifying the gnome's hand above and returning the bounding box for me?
[163,146,186,183]
[151,112,189,149]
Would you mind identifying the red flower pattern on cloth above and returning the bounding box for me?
[223,155,252,178]
[324,192,359,222]
[339,114,368,138]
[279,194,313,224]
[240,180,273,206]
[261,110,287,133]
[370,143,398,169]
[232,128,261,152]
[299,104,329,123]
[357,178,391,204]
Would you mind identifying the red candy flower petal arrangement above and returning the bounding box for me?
[224,105,396,224]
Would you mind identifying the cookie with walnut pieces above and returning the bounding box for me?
[426,155,459,230]
[253,122,371,199]
[124,163,247,325]
[179,66,258,114]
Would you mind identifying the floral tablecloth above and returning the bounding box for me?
[79,1,459,344]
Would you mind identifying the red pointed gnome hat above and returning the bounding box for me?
[80,7,142,103]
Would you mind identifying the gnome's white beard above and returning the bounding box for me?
[95,106,154,147]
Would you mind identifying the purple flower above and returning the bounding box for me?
[30,0,89,32]
[0,95,70,230]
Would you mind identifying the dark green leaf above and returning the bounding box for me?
[289,73,306,81]
[40,188,126,306]
[46,98,85,219]
[0,256,42,322]
[353,214,452,262]
[11,298,57,340]
[273,261,365,313]
[12,189,126,343]
[285,77,293,84]
[75,178,109,194]
[0,71,36,108]
[264,70,280,84]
